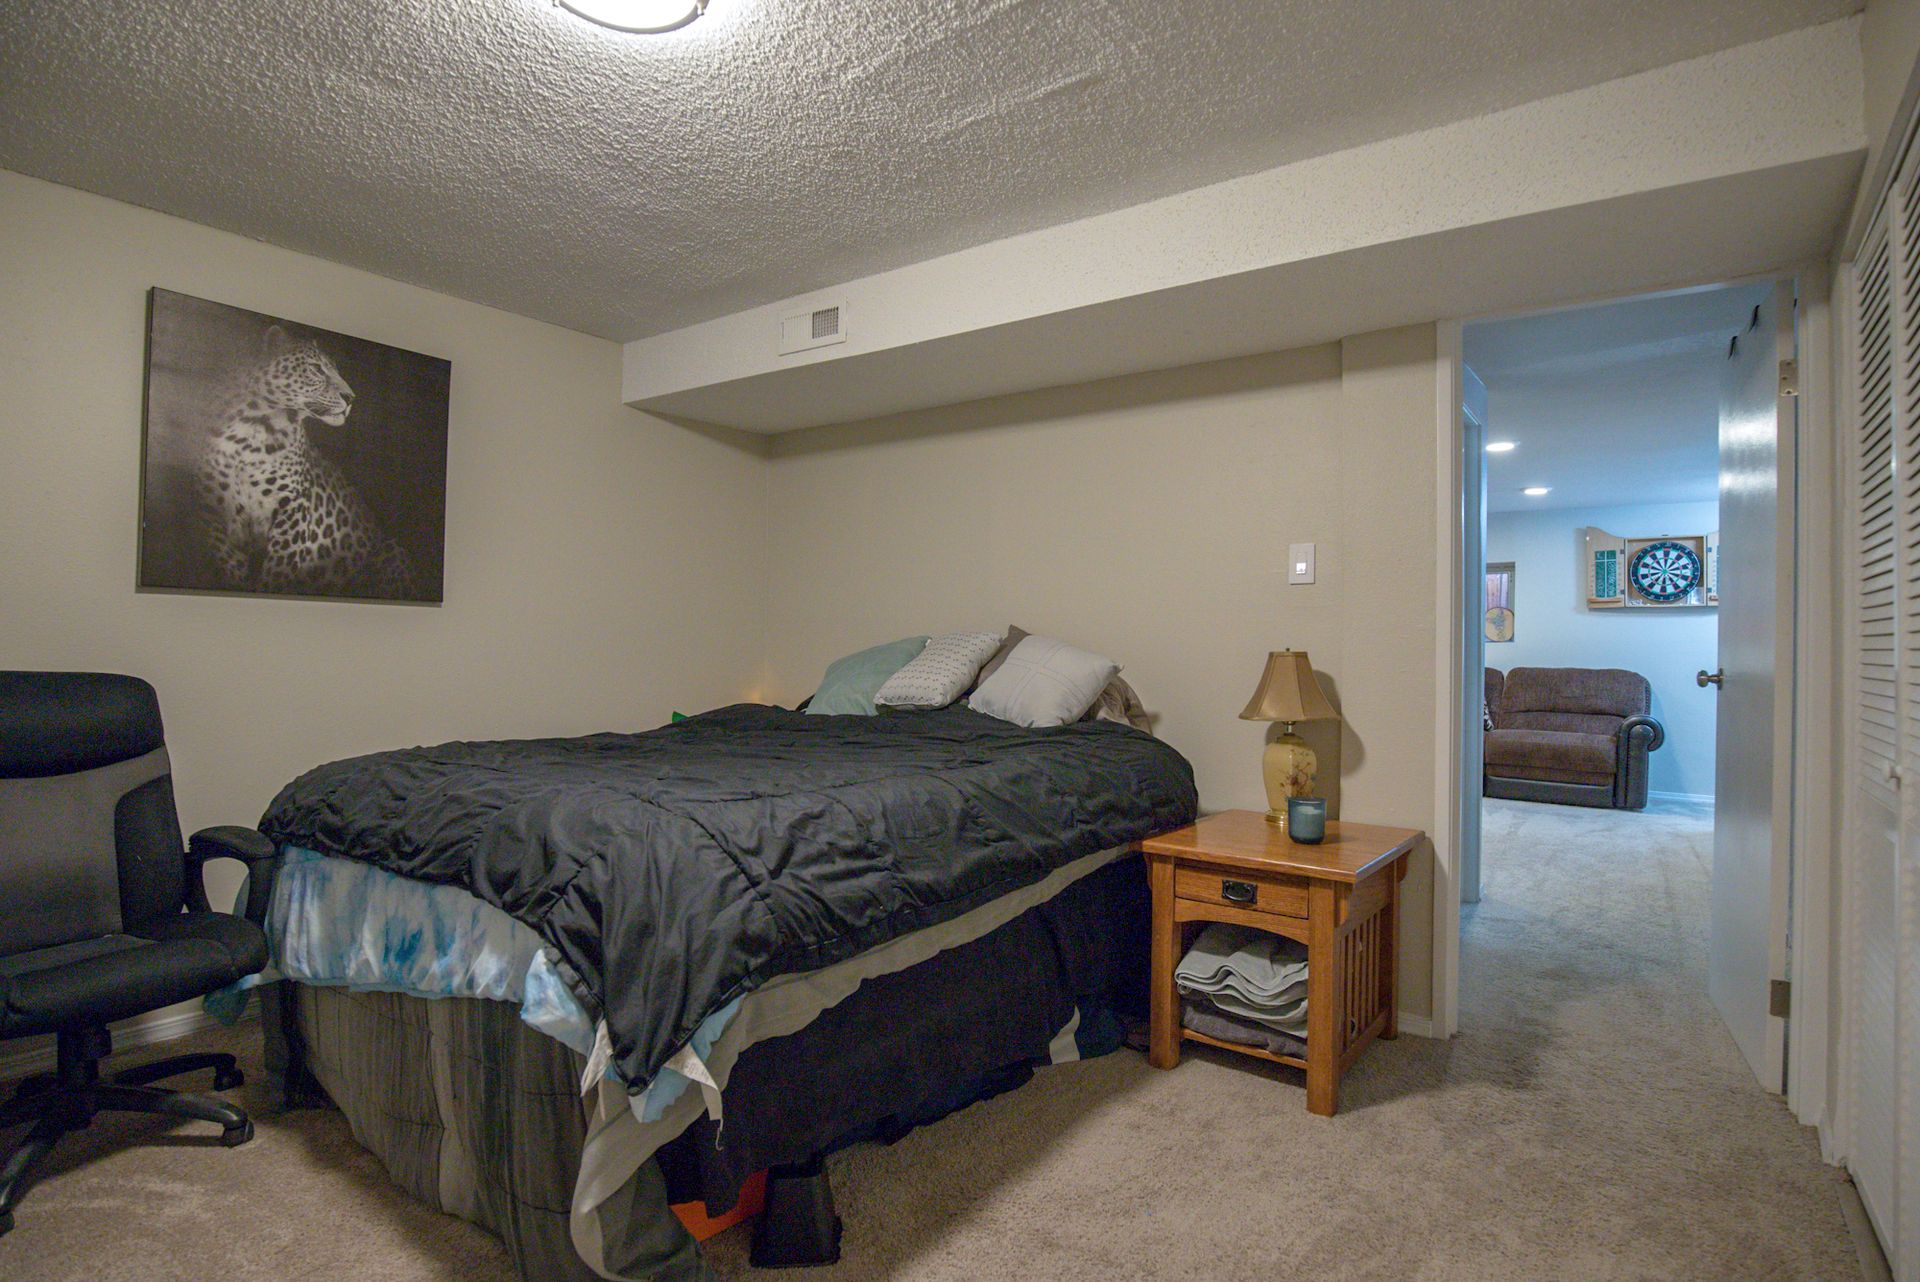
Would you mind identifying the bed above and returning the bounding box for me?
[240,701,1197,1281]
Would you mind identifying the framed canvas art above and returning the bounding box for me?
[1484,561,1515,642]
[138,288,450,603]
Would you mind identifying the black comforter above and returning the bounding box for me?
[258,703,1196,1090]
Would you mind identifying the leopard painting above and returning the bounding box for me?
[197,325,417,599]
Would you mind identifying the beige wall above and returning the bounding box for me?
[0,171,769,933]
[1864,0,1920,179]
[763,328,1442,1020]
[1847,0,1920,242]
[0,169,1447,1033]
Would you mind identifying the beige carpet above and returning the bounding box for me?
[0,798,1862,1281]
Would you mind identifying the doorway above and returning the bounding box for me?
[1453,280,1794,1095]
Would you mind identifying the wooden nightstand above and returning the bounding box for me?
[1140,810,1421,1116]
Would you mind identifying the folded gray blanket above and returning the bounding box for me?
[1174,922,1308,1033]
[1181,997,1308,1059]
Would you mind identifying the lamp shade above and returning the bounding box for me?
[1238,650,1340,723]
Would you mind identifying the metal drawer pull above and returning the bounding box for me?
[1221,879,1257,904]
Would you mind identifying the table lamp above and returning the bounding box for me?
[1239,650,1341,828]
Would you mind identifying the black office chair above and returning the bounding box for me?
[0,672,280,1235]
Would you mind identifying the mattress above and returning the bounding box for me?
[256,702,1197,1095]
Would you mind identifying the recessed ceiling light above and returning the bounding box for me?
[1523,486,1552,497]
[558,0,707,33]
[1485,441,1517,453]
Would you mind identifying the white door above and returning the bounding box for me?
[1707,280,1796,1093]
[1460,364,1488,905]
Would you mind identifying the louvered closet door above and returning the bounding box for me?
[1898,145,1920,1279]
[1851,180,1909,1275]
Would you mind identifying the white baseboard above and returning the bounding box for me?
[1396,1013,1438,1039]
[0,995,256,1082]
[1648,790,1715,805]
[1840,1172,1895,1282]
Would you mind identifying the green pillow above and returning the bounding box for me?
[805,637,929,716]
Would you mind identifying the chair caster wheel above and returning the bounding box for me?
[221,1119,254,1148]
[214,1066,244,1091]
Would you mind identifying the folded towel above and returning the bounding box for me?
[1174,923,1309,1029]
[1177,968,1307,1009]
[1182,996,1308,1058]
[1175,922,1308,990]
[1189,985,1307,1035]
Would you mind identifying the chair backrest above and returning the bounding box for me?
[0,672,185,957]
[1495,666,1651,735]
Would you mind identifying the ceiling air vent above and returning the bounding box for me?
[779,301,847,355]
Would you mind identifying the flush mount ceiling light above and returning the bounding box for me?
[557,0,707,33]
[1485,441,1517,453]
[1523,486,1552,497]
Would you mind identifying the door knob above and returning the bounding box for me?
[1697,668,1724,688]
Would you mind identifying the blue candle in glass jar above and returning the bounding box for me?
[1287,796,1327,843]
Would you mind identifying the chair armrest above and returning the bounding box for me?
[1613,716,1664,810]
[187,826,282,926]
[189,826,277,864]
[1620,716,1665,753]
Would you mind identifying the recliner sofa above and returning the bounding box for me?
[1484,666,1665,811]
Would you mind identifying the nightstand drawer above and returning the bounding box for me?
[1173,865,1308,918]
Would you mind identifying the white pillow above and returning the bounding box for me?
[875,630,1006,709]
[967,635,1119,728]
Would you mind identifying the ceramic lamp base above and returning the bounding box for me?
[1262,729,1317,827]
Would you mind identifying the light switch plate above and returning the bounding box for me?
[1288,542,1316,585]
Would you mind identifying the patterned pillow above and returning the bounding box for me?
[875,631,1007,710]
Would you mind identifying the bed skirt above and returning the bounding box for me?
[261,850,1150,1281]
[266,983,613,1281]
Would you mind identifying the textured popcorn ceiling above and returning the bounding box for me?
[0,0,1858,341]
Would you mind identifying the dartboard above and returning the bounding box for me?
[1628,540,1702,603]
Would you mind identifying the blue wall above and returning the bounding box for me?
[1487,499,1720,800]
